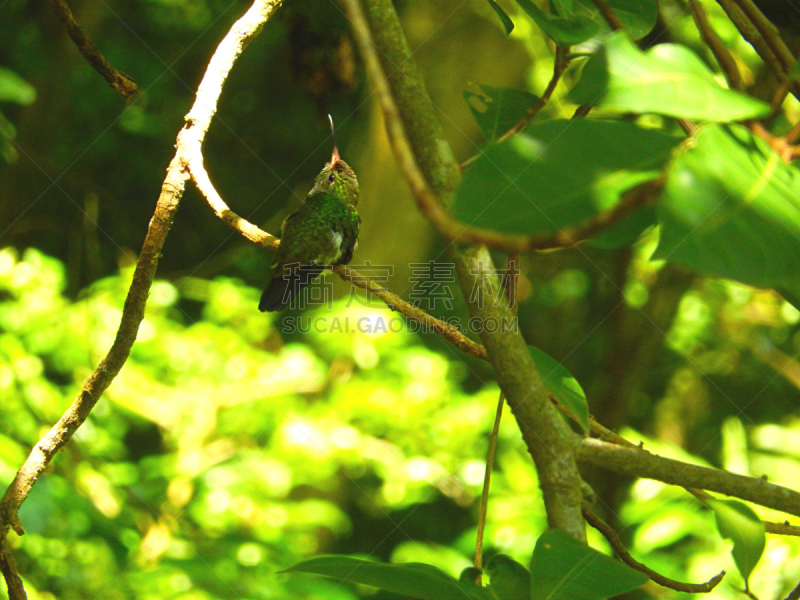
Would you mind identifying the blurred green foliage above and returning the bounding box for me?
[2,248,800,599]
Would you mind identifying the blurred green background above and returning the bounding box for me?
[3,0,800,598]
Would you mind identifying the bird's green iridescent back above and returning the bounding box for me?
[275,191,360,266]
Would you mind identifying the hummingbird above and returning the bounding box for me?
[259,115,360,312]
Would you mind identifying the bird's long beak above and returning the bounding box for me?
[328,114,340,168]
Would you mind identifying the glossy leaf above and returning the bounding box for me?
[710,500,765,585]
[486,0,515,36]
[515,0,599,46]
[454,119,678,236]
[486,554,531,600]
[530,530,648,600]
[656,124,800,302]
[464,85,540,142]
[0,68,36,105]
[515,0,656,45]
[570,33,769,121]
[283,556,492,600]
[529,346,589,433]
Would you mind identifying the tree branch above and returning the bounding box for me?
[690,0,742,91]
[45,0,138,99]
[714,0,800,99]
[0,546,25,600]
[343,0,587,540]
[729,0,795,73]
[0,1,282,597]
[577,439,800,518]
[583,506,725,593]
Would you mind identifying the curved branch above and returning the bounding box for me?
[0,1,282,597]
[583,506,725,593]
[46,0,138,99]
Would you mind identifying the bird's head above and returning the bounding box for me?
[311,117,359,206]
[312,155,359,206]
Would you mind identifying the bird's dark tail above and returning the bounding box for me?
[259,264,324,312]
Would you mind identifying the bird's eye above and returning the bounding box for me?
[328,173,336,183]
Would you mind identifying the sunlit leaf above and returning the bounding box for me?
[530,530,648,600]
[710,500,765,584]
[570,33,769,121]
[454,119,678,236]
[464,85,539,142]
[528,346,589,433]
[0,67,36,105]
[486,0,515,36]
[656,124,800,302]
[283,556,493,600]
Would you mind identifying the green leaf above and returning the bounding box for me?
[550,0,573,16]
[486,0,515,36]
[464,85,540,142]
[515,0,656,45]
[570,33,769,121]
[656,124,800,302]
[710,500,765,585]
[591,0,657,40]
[283,556,492,600]
[515,0,600,46]
[486,555,531,600]
[528,346,589,433]
[0,68,36,105]
[530,530,648,600]
[454,119,678,236]
[588,206,656,249]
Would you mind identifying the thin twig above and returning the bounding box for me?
[690,0,742,90]
[729,0,795,73]
[784,120,800,145]
[45,0,138,99]
[678,118,699,136]
[765,521,800,536]
[474,392,504,574]
[460,47,570,170]
[0,2,282,597]
[591,0,623,31]
[583,506,726,593]
[572,104,592,119]
[715,0,800,99]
